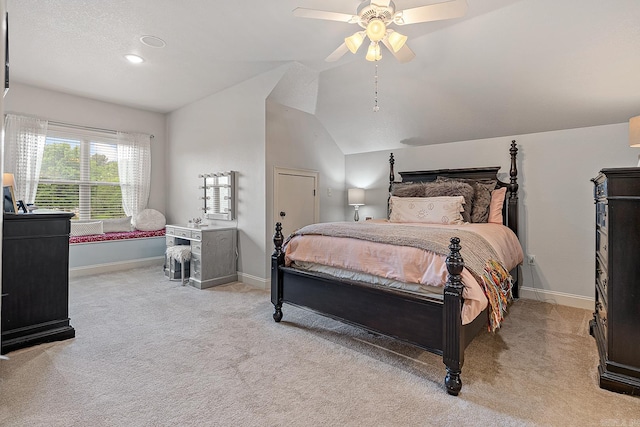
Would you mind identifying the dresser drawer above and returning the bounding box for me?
[596,202,607,228]
[595,300,608,342]
[596,228,608,262]
[595,252,607,281]
[191,230,202,241]
[191,241,202,255]
[173,229,191,239]
[594,179,607,199]
[166,236,176,246]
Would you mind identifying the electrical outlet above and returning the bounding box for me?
[528,254,536,265]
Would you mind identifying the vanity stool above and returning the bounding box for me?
[165,245,192,284]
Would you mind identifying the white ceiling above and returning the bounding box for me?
[8,0,640,154]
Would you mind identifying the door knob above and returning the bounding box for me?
[279,211,286,217]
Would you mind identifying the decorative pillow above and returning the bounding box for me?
[102,216,132,233]
[488,187,507,224]
[390,182,426,198]
[70,221,104,237]
[133,209,166,231]
[436,176,497,223]
[389,196,465,225]
[422,181,474,223]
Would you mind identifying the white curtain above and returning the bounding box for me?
[117,132,151,217]
[4,114,48,204]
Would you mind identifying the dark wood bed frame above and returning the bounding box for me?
[271,141,520,395]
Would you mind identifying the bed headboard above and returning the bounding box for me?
[388,140,519,237]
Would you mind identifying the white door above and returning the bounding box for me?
[274,168,319,239]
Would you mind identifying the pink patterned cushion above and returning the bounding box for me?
[70,228,165,244]
[488,187,507,224]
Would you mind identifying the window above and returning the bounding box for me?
[35,126,124,220]
[4,115,151,221]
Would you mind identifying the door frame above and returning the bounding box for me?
[273,167,320,230]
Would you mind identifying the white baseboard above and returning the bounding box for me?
[69,257,164,279]
[518,286,594,310]
[238,272,269,290]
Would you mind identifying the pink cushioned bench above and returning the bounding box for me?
[69,229,165,244]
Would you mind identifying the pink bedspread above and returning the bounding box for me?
[284,221,523,325]
[70,228,166,244]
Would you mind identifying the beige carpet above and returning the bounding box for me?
[0,265,638,426]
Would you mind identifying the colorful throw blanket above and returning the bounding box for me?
[289,222,513,331]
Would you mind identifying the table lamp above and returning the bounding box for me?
[348,188,365,222]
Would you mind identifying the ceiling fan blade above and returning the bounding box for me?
[325,43,350,62]
[394,0,468,25]
[293,7,357,23]
[382,38,416,63]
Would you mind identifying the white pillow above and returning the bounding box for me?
[389,196,465,225]
[70,221,104,236]
[133,209,166,231]
[102,216,132,233]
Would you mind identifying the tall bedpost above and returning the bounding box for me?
[271,222,285,322]
[388,153,395,219]
[443,237,465,396]
[508,140,520,298]
[508,140,519,237]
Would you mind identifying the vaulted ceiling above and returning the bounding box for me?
[8,0,640,154]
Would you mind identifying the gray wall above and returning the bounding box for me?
[265,100,346,277]
[166,67,287,281]
[345,123,637,304]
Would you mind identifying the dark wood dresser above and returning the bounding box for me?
[1,212,76,354]
[590,168,640,395]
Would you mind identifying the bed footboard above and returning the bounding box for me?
[270,222,470,395]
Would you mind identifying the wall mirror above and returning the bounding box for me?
[199,171,235,221]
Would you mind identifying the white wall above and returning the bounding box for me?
[345,123,636,306]
[265,100,346,277]
[4,82,168,213]
[167,67,287,282]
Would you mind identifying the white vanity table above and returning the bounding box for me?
[165,224,237,289]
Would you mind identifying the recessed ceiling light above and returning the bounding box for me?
[125,54,144,64]
[140,35,166,48]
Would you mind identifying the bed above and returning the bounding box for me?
[271,141,522,395]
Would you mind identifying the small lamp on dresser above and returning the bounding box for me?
[348,188,365,222]
[629,115,640,166]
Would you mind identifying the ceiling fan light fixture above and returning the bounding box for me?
[345,31,365,54]
[366,18,386,42]
[365,41,382,61]
[387,30,408,52]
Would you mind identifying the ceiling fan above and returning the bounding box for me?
[294,0,468,63]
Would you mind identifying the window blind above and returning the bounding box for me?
[35,125,124,220]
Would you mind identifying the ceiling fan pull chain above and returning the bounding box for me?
[373,63,380,112]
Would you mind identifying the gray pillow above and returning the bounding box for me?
[391,182,427,198]
[436,177,497,223]
[422,181,475,223]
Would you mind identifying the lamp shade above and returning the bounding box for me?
[365,42,381,62]
[630,116,640,147]
[345,31,365,54]
[3,173,15,187]
[387,30,408,53]
[348,188,365,206]
[366,18,386,42]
